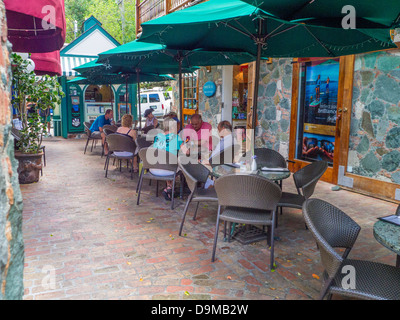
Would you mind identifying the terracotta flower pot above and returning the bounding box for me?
[14,151,43,184]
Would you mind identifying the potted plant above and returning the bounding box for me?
[11,52,64,184]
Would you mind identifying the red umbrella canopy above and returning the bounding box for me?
[31,50,62,76]
[5,0,66,53]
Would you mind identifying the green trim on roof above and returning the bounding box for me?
[61,23,120,55]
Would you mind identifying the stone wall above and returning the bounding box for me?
[255,59,293,158]
[348,50,400,183]
[0,1,24,300]
[197,66,223,128]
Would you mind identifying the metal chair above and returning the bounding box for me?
[277,160,328,213]
[136,147,179,210]
[303,198,400,300]
[83,121,102,154]
[212,174,282,270]
[104,133,137,180]
[178,162,218,236]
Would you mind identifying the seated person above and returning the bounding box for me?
[163,111,180,131]
[90,109,114,155]
[181,114,212,159]
[208,120,236,165]
[152,118,187,201]
[143,108,158,134]
[116,114,139,172]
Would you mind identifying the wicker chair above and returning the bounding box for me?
[136,147,179,210]
[136,135,154,150]
[277,160,327,217]
[104,133,137,180]
[83,121,102,154]
[212,174,282,270]
[178,162,217,236]
[103,124,118,133]
[303,198,400,300]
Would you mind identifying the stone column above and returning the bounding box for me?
[0,1,24,300]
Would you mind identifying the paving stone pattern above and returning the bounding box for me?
[20,137,398,300]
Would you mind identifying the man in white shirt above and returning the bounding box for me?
[209,120,236,164]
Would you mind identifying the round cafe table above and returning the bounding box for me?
[373,219,400,267]
[212,164,291,182]
[212,164,291,245]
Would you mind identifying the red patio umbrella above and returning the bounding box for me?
[31,50,62,76]
[5,0,66,53]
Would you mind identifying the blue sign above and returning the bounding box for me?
[203,81,216,97]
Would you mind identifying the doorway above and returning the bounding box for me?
[289,56,355,184]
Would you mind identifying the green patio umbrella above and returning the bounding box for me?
[74,59,184,128]
[68,73,175,85]
[240,0,400,29]
[97,40,258,128]
[138,0,398,130]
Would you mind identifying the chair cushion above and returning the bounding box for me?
[220,206,273,225]
[193,187,218,202]
[277,192,305,209]
[113,151,134,158]
[91,131,102,139]
[329,259,400,300]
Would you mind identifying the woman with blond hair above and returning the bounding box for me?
[116,114,139,172]
[152,118,187,200]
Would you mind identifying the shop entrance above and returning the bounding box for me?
[84,84,115,122]
[289,56,355,185]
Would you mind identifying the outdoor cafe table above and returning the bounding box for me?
[212,164,291,245]
[373,219,400,267]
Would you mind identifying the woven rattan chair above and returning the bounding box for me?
[136,147,179,210]
[103,124,118,133]
[303,198,400,300]
[277,160,327,215]
[136,135,154,150]
[83,121,102,154]
[104,133,137,180]
[212,174,282,270]
[178,162,217,236]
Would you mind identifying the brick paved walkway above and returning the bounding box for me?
[20,137,398,300]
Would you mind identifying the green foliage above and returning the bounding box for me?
[11,53,65,154]
[64,0,136,44]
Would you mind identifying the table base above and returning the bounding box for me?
[232,225,271,245]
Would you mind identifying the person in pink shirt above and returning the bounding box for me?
[182,114,213,158]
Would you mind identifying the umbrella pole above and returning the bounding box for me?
[178,57,183,131]
[136,69,142,130]
[125,76,128,118]
[251,18,264,153]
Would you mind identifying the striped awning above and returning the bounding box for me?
[61,56,96,77]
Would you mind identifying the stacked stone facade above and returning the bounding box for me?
[0,0,24,300]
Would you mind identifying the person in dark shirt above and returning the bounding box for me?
[90,109,114,155]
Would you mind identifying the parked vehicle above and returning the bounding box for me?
[139,89,172,117]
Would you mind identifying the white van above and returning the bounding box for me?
[139,89,172,118]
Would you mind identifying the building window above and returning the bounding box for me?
[182,71,198,125]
